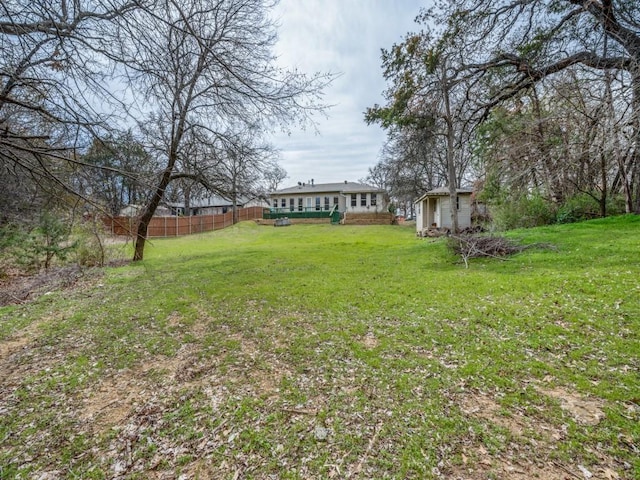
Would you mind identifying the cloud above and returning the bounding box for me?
[270,0,424,185]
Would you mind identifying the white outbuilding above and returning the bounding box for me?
[414,187,474,233]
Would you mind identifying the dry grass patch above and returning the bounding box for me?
[361,332,379,349]
[455,385,619,480]
[537,386,606,426]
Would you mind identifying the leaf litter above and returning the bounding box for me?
[1,261,637,479]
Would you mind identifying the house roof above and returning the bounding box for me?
[414,187,474,204]
[272,182,386,196]
[166,195,252,209]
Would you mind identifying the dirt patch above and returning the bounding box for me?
[0,313,69,387]
[537,386,606,426]
[456,389,618,479]
[81,344,199,432]
[80,372,148,431]
[450,448,583,480]
[0,334,31,362]
[0,264,107,306]
[362,333,379,349]
[459,391,542,438]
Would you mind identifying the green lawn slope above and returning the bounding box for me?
[1,216,638,479]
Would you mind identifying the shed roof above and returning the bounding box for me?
[272,182,385,195]
[414,187,474,204]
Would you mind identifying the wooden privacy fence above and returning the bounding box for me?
[105,206,266,238]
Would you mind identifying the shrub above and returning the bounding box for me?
[30,212,77,270]
[556,193,601,224]
[556,193,630,224]
[490,194,556,231]
[1,212,77,272]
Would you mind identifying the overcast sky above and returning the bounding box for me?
[270,0,426,187]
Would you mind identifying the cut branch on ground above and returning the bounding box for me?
[448,234,556,268]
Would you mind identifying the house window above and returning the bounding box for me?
[281,198,286,208]
[298,198,303,211]
[351,194,357,207]
[456,196,460,210]
[324,196,330,210]
[315,197,321,211]
[333,196,339,206]
[371,193,377,206]
[272,198,278,210]
[361,193,367,207]
[289,198,295,211]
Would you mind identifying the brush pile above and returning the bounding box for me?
[447,234,552,268]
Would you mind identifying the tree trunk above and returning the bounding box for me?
[232,183,238,224]
[632,71,640,213]
[600,152,607,217]
[446,130,459,232]
[442,66,459,232]
[184,182,192,216]
[133,168,173,261]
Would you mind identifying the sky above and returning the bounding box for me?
[270,0,427,187]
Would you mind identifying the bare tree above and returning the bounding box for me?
[109,0,331,260]
[443,0,640,211]
[263,163,289,192]
[366,22,479,231]
[210,126,276,223]
[367,127,443,216]
[79,132,156,216]
[0,0,145,217]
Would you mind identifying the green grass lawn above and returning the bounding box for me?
[1,216,639,479]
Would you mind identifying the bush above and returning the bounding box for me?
[75,215,132,267]
[30,212,77,270]
[556,194,601,224]
[556,193,630,224]
[0,224,27,276]
[490,194,557,231]
[73,218,108,267]
[0,212,76,272]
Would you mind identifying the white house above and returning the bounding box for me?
[167,194,269,216]
[270,181,389,214]
[414,187,473,233]
[119,204,171,217]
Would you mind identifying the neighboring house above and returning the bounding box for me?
[119,204,141,217]
[270,181,389,214]
[414,187,473,232]
[119,204,171,217]
[167,195,269,216]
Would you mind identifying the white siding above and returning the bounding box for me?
[438,196,471,229]
[458,196,472,229]
[414,194,472,233]
[271,190,387,214]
